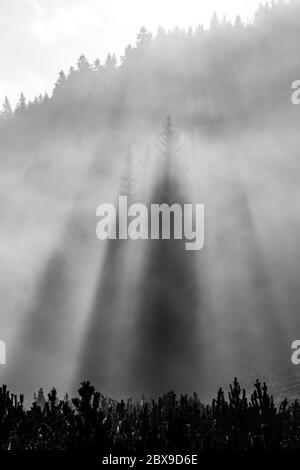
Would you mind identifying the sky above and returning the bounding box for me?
[0,0,271,108]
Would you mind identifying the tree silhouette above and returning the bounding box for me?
[105,53,117,70]
[136,26,152,46]
[34,388,46,410]
[15,93,26,115]
[1,96,12,119]
[77,54,90,73]
[53,70,67,96]
[119,147,137,202]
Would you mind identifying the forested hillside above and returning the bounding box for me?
[1,1,299,146]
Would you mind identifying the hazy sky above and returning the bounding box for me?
[0,0,270,107]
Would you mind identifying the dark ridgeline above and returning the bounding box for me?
[131,117,203,395]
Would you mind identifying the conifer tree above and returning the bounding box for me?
[15,93,26,115]
[1,96,12,119]
[157,115,180,179]
[35,388,46,410]
[235,15,244,30]
[93,58,101,72]
[105,53,117,70]
[77,54,90,72]
[210,11,220,31]
[120,147,137,201]
[136,26,152,46]
[53,70,67,96]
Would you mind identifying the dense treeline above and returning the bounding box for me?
[1,378,300,450]
[0,0,299,140]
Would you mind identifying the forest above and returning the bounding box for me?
[1,0,300,423]
[1,378,300,451]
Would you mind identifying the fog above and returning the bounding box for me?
[1,1,300,403]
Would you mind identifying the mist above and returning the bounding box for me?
[0,1,300,404]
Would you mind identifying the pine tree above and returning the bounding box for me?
[172,26,183,39]
[156,26,167,43]
[120,147,137,201]
[43,93,50,104]
[53,70,66,95]
[136,26,152,46]
[48,388,58,411]
[156,116,188,200]
[77,54,90,72]
[35,388,46,410]
[15,93,26,114]
[158,115,180,173]
[210,11,220,31]
[93,58,101,72]
[235,15,244,30]
[1,96,12,119]
[120,45,134,65]
[105,53,117,70]
[67,66,75,79]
